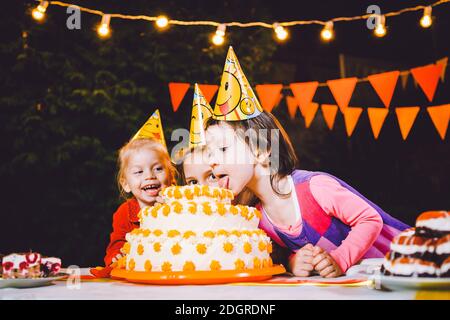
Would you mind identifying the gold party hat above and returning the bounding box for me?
[132,109,166,148]
[189,84,213,148]
[213,46,264,121]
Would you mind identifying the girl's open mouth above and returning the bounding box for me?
[217,175,230,189]
[142,183,161,197]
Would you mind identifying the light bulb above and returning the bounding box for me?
[212,34,224,46]
[273,23,288,41]
[321,21,334,41]
[420,6,432,28]
[156,15,169,29]
[212,24,226,46]
[32,1,48,21]
[374,15,386,37]
[97,15,111,38]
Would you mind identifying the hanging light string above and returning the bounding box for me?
[35,0,449,29]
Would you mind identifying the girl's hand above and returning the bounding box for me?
[288,243,315,277]
[155,196,165,204]
[312,246,343,278]
[111,253,123,264]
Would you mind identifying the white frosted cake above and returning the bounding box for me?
[118,185,273,272]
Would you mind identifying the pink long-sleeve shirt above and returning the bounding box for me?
[261,174,383,272]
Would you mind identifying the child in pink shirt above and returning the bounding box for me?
[205,111,409,277]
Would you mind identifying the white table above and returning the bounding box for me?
[0,267,426,300]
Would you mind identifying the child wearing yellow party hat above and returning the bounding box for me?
[103,110,176,267]
[205,46,410,278]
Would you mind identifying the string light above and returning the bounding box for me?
[97,14,111,38]
[321,21,334,41]
[273,23,288,41]
[155,15,169,29]
[212,24,226,46]
[420,6,433,28]
[32,1,49,21]
[374,15,387,37]
[32,0,450,43]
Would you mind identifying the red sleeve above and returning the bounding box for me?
[104,202,135,266]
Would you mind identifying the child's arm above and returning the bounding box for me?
[104,206,133,266]
[310,175,383,273]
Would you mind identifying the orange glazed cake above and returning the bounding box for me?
[119,185,273,272]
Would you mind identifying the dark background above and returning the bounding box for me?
[0,1,448,267]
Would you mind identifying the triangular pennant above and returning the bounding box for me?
[395,107,420,140]
[427,104,450,140]
[304,102,319,128]
[132,109,166,148]
[343,107,363,137]
[367,108,389,139]
[168,82,190,112]
[400,72,409,90]
[327,77,358,113]
[321,104,338,130]
[289,82,319,117]
[410,64,444,102]
[198,84,219,103]
[436,57,448,82]
[213,46,264,121]
[368,71,400,108]
[285,96,298,119]
[255,84,283,113]
[189,84,214,148]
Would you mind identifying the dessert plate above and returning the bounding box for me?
[0,273,68,289]
[376,275,450,291]
[111,265,286,285]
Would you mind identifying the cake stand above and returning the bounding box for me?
[111,265,286,285]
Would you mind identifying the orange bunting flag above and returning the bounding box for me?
[427,104,450,140]
[368,71,399,108]
[327,77,358,113]
[304,102,319,128]
[436,57,448,82]
[410,64,444,102]
[395,107,420,140]
[198,84,219,103]
[286,96,298,119]
[168,82,190,112]
[321,104,338,130]
[255,84,283,112]
[343,107,363,137]
[289,82,319,117]
[367,108,389,139]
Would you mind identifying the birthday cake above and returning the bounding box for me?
[382,211,450,277]
[118,185,274,273]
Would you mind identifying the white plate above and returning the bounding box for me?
[376,275,450,291]
[0,274,67,289]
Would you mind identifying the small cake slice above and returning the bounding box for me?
[1,252,41,279]
[41,257,62,277]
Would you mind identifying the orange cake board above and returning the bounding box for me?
[111,265,285,285]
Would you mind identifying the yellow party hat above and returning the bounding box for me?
[132,109,166,148]
[189,84,213,148]
[213,46,264,121]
